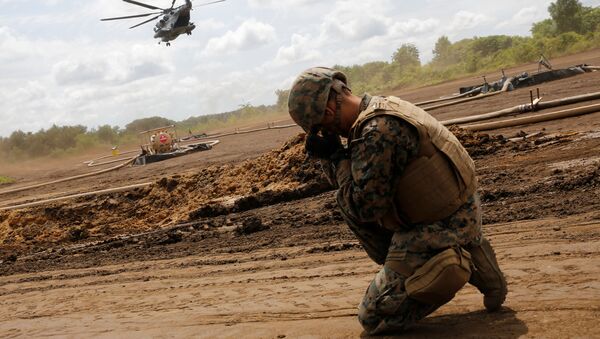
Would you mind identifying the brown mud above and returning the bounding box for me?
[1,50,600,338]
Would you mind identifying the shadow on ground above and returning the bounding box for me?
[362,308,527,338]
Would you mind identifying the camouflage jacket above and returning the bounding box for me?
[323,95,421,263]
[336,95,420,222]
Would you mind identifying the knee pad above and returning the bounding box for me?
[405,247,472,305]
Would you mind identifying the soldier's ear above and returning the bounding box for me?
[324,98,337,117]
[324,106,335,117]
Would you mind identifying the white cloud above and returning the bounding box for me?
[496,7,545,29]
[449,11,492,31]
[0,26,48,63]
[273,34,322,66]
[52,59,107,86]
[52,57,170,86]
[4,0,600,137]
[247,0,322,9]
[202,19,276,56]
[390,18,440,37]
[320,2,391,42]
[195,18,226,31]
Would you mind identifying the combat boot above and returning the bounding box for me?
[466,238,507,312]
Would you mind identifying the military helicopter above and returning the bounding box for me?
[101,0,225,46]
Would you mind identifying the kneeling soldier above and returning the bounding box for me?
[288,67,507,335]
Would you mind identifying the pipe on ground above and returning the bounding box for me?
[0,155,137,196]
[442,91,600,125]
[461,102,600,131]
[0,182,152,211]
[422,77,514,111]
[582,65,600,71]
[415,89,476,106]
[193,123,298,141]
[83,149,139,165]
[86,156,140,167]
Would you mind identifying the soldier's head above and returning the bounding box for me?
[288,67,358,137]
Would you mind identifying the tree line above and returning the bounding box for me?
[1,0,598,162]
[332,0,600,96]
[0,104,281,161]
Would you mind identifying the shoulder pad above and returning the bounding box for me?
[368,96,390,111]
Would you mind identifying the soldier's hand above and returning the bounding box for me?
[305,131,346,160]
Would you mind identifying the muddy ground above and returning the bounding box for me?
[0,50,599,338]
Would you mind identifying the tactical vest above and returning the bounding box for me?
[350,96,477,226]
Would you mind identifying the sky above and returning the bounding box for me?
[1,0,599,137]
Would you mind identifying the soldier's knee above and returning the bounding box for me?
[357,275,383,322]
[357,267,409,333]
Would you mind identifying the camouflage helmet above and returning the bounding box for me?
[288,67,348,132]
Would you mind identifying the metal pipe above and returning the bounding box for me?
[422,77,515,111]
[86,155,140,167]
[193,123,298,141]
[83,150,139,165]
[461,103,600,131]
[441,91,600,125]
[414,90,476,106]
[0,182,152,211]
[0,155,138,196]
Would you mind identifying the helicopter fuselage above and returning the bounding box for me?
[153,1,195,43]
[101,0,224,46]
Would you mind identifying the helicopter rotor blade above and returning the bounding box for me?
[129,14,162,29]
[194,0,226,7]
[122,0,164,11]
[171,0,176,9]
[101,12,163,21]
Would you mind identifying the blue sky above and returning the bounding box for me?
[1,0,599,136]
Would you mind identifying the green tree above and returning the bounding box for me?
[392,43,420,68]
[549,0,584,34]
[275,89,290,111]
[125,116,175,133]
[433,36,452,63]
[582,6,600,33]
[96,125,120,144]
[472,36,514,56]
[531,19,557,37]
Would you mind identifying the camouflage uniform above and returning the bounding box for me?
[326,94,484,335]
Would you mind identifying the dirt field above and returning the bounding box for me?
[1,50,599,338]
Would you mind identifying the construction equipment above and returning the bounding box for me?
[134,125,219,165]
[139,125,179,155]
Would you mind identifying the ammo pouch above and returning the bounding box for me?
[405,247,472,305]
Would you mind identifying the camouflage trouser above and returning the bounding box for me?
[357,193,483,335]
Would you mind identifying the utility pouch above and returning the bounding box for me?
[405,247,472,305]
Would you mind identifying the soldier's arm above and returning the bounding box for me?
[336,115,419,225]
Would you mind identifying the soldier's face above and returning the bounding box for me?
[320,103,344,136]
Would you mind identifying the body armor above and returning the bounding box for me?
[350,96,477,225]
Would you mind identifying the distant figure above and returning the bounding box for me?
[539,54,553,72]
